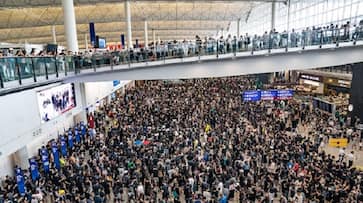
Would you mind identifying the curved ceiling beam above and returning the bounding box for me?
[0,0,286,8]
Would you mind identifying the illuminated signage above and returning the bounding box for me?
[300,74,321,82]
[242,91,261,102]
[242,89,293,102]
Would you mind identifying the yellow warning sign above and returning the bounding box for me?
[328,138,348,147]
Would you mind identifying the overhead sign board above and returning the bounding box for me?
[242,89,293,102]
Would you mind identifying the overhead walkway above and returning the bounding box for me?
[1,39,363,94]
[64,43,363,83]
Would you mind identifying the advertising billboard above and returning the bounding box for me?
[37,84,76,123]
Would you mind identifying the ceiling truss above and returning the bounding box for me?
[0,0,282,46]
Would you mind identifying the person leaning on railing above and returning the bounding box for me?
[1,20,362,63]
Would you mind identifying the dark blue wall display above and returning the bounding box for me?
[89,22,96,46]
[121,34,125,47]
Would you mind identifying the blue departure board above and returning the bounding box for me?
[261,90,277,100]
[242,89,293,102]
[242,90,261,102]
[276,90,294,100]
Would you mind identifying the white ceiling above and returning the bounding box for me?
[0,0,283,48]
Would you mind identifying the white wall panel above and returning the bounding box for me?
[0,83,83,159]
[0,155,14,177]
[0,80,132,176]
[84,82,114,107]
[84,80,131,107]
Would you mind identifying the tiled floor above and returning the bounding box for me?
[297,124,363,169]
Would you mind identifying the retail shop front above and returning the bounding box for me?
[297,74,325,95]
[323,77,351,95]
[297,72,351,119]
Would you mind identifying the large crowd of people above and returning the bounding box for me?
[0,76,362,202]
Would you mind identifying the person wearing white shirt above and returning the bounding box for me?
[338,147,345,162]
[188,177,195,191]
[226,35,232,52]
[347,128,353,136]
[294,191,305,203]
[347,151,355,168]
[217,181,224,196]
[136,183,145,200]
[182,40,189,57]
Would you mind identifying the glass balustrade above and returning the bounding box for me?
[0,27,362,89]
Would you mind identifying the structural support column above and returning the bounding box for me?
[75,82,88,124]
[349,63,363,123]
[52,25,57,44]
[144,21,149,49]
[12,147,29,169]
[125,0,133,49]
[62,0,79,53]
[237,18,241,38]
[286,0,291,49]
[271,2,276,31]
[286,0,291,32]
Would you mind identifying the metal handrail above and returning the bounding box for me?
[0,27,362,90]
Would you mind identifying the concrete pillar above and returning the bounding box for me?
[286,0,291,47]
[349,63,363,122]
[12,147,29,169]
[124,0,133,49]
[62,0,79,53]
[271,2,276,31]
[75,82,87,123]
[52,25,57,44]
[286,0,291,32]
[290,70,298,82]
[237,18,241,38]
[284,70,290,82]
[144,21,149,49]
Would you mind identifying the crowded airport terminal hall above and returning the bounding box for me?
[1,0,363,202]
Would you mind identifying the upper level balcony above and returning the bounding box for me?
[1,26,363,94]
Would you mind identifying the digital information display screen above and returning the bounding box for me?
[242,89,293,102]
[276,90,294,100]
[37,84,76,123]
[242,90,261,102]
[261,90,277,100]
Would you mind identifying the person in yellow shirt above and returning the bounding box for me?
[205,124,211,133]
[194,139,199,149]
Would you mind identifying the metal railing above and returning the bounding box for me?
[0,26,362,89]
